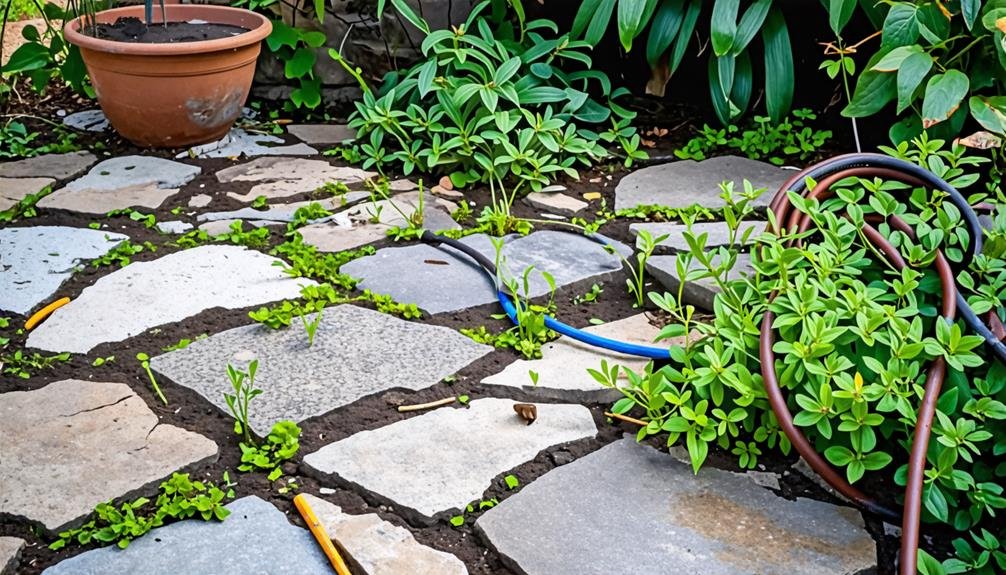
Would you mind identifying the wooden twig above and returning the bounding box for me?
[604,411,647,427]
[397,396,456,413]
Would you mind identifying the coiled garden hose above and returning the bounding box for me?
[420,153,1001,574]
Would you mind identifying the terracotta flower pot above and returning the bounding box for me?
[65,5,271,148]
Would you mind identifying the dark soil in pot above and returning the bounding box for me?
[91,16,249,43]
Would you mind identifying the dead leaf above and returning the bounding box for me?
[956,131,1003,150]
[513,403,537,425]
[641,139,656,148]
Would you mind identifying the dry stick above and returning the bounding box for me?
[397,396,457,413]
[604,411,647,427]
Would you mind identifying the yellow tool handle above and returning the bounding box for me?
[294,493,353,575]
[25,297,70,330]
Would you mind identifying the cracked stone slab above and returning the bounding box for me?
[62,109,109,132]
[0,226,129,315]
[37,156,201,214]
[151,305,490,435]
[629,220,765,252]
[0,380,218,532]
[286,123,355,144]
[646,253,753,311]
[614,156,791,211]
[41,496,330,575]
[304,398,597,521]
[26,245,314,354]
[476,438,876,575]
[177,128,318,159]
[0,537,24,575]
[522,192,587,216]
[216,156,375,202]
[482,314,669,401]
[0,176,54,211]
[341,231,628,314]
[0,151,96,180]
[301,494,468,575]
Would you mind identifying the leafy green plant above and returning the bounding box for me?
[495,241,558,359]
[570,0,794,125]
[619,229,668,308]
[674,109,832,165]
[136,352,167,405]
[338,0,643,192]
[50,472,232,551]
[238,420,301,482]
[831,0,1006,142]
[1,349,69,378]
[263,20,326,110]
[92,241,154,268]
[91,355,114,367]
[573,283,603,305]
[162,334,207,352]
[1,1,90,96]
[0,120,78,159]
[224,359,262,445]
[0,183,51,223]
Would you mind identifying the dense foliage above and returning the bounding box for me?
[597,138,1006,572]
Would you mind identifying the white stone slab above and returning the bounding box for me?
[0,226,129,315]
[0,380,218,532]
[215,157,375,202]
[178,128,318,159]
[26,245,315,353]
[304,398,597,520]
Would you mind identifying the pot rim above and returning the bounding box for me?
[64,5,272,56]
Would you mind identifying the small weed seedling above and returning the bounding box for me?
[299,305,323,346]
[162,334,208,352]
[224,360,262,444]
[251,195,269,209]
[619,229,668,308]
[136,353,167,405]
[1,350,70,378]
[504,474,520,490]
[92,355,115,367]
[573,283,603,305]
[238,420,302,482]
[93,241,155,268]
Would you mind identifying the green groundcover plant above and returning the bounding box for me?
[596,137,1005,570]
[335,0,646,192]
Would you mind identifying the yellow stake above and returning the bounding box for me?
[25,297,70,330]
[293,494,353,575]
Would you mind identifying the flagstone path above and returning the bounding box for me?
[0,131,880,575]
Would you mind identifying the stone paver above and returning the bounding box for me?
[0,176,53,211]
[188,193,212,208]
[0,151,96,180]
[151,305,490,435]
[62,109,109,132]
[523,192,587,216]
[0,537,24,575]
[646,253,753,311]
[302,494,468,575]
[341,231,627,314]
[304,398,597,520]
[0,226,129,315]
[0,380,218,532]
[482,314,668,401]
[42,497,330,575]
[155,220,193,234]
[26,245,314,354]
[287,124,355,144]
[38,156,201,214]
[475,438,876,575]
[614,156,791,211]
[629,220,765,252]
[215,156,375,202]
[178,129,318,159]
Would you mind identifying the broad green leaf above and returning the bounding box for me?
[390,0,430,34]
[284,47,316,79]
[916,3,950,43]
[1,42,50,73]
[302,31,327,48]
[961,0,981,30]
[646,0,685,66]
[617,0,649,52]
[314,0,325,23]
[871,44,923,71]
[266,20,298,51]
[586,0,617,46]
[969,95,1006,134]
[717,54,734,104]
[763,8,793,122]
[669,0,701,76]
[843,51,895,117]
[895,51,933,113]
[732,0,771,55]
[921,70,969,128]
[881,3,918,49]
[572,0,604,38]
[710,0,739,56]
[417,58,437,97]
[828,0,857,36]
[494,56,521,85]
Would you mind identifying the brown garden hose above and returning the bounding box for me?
[763,161,965,575]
